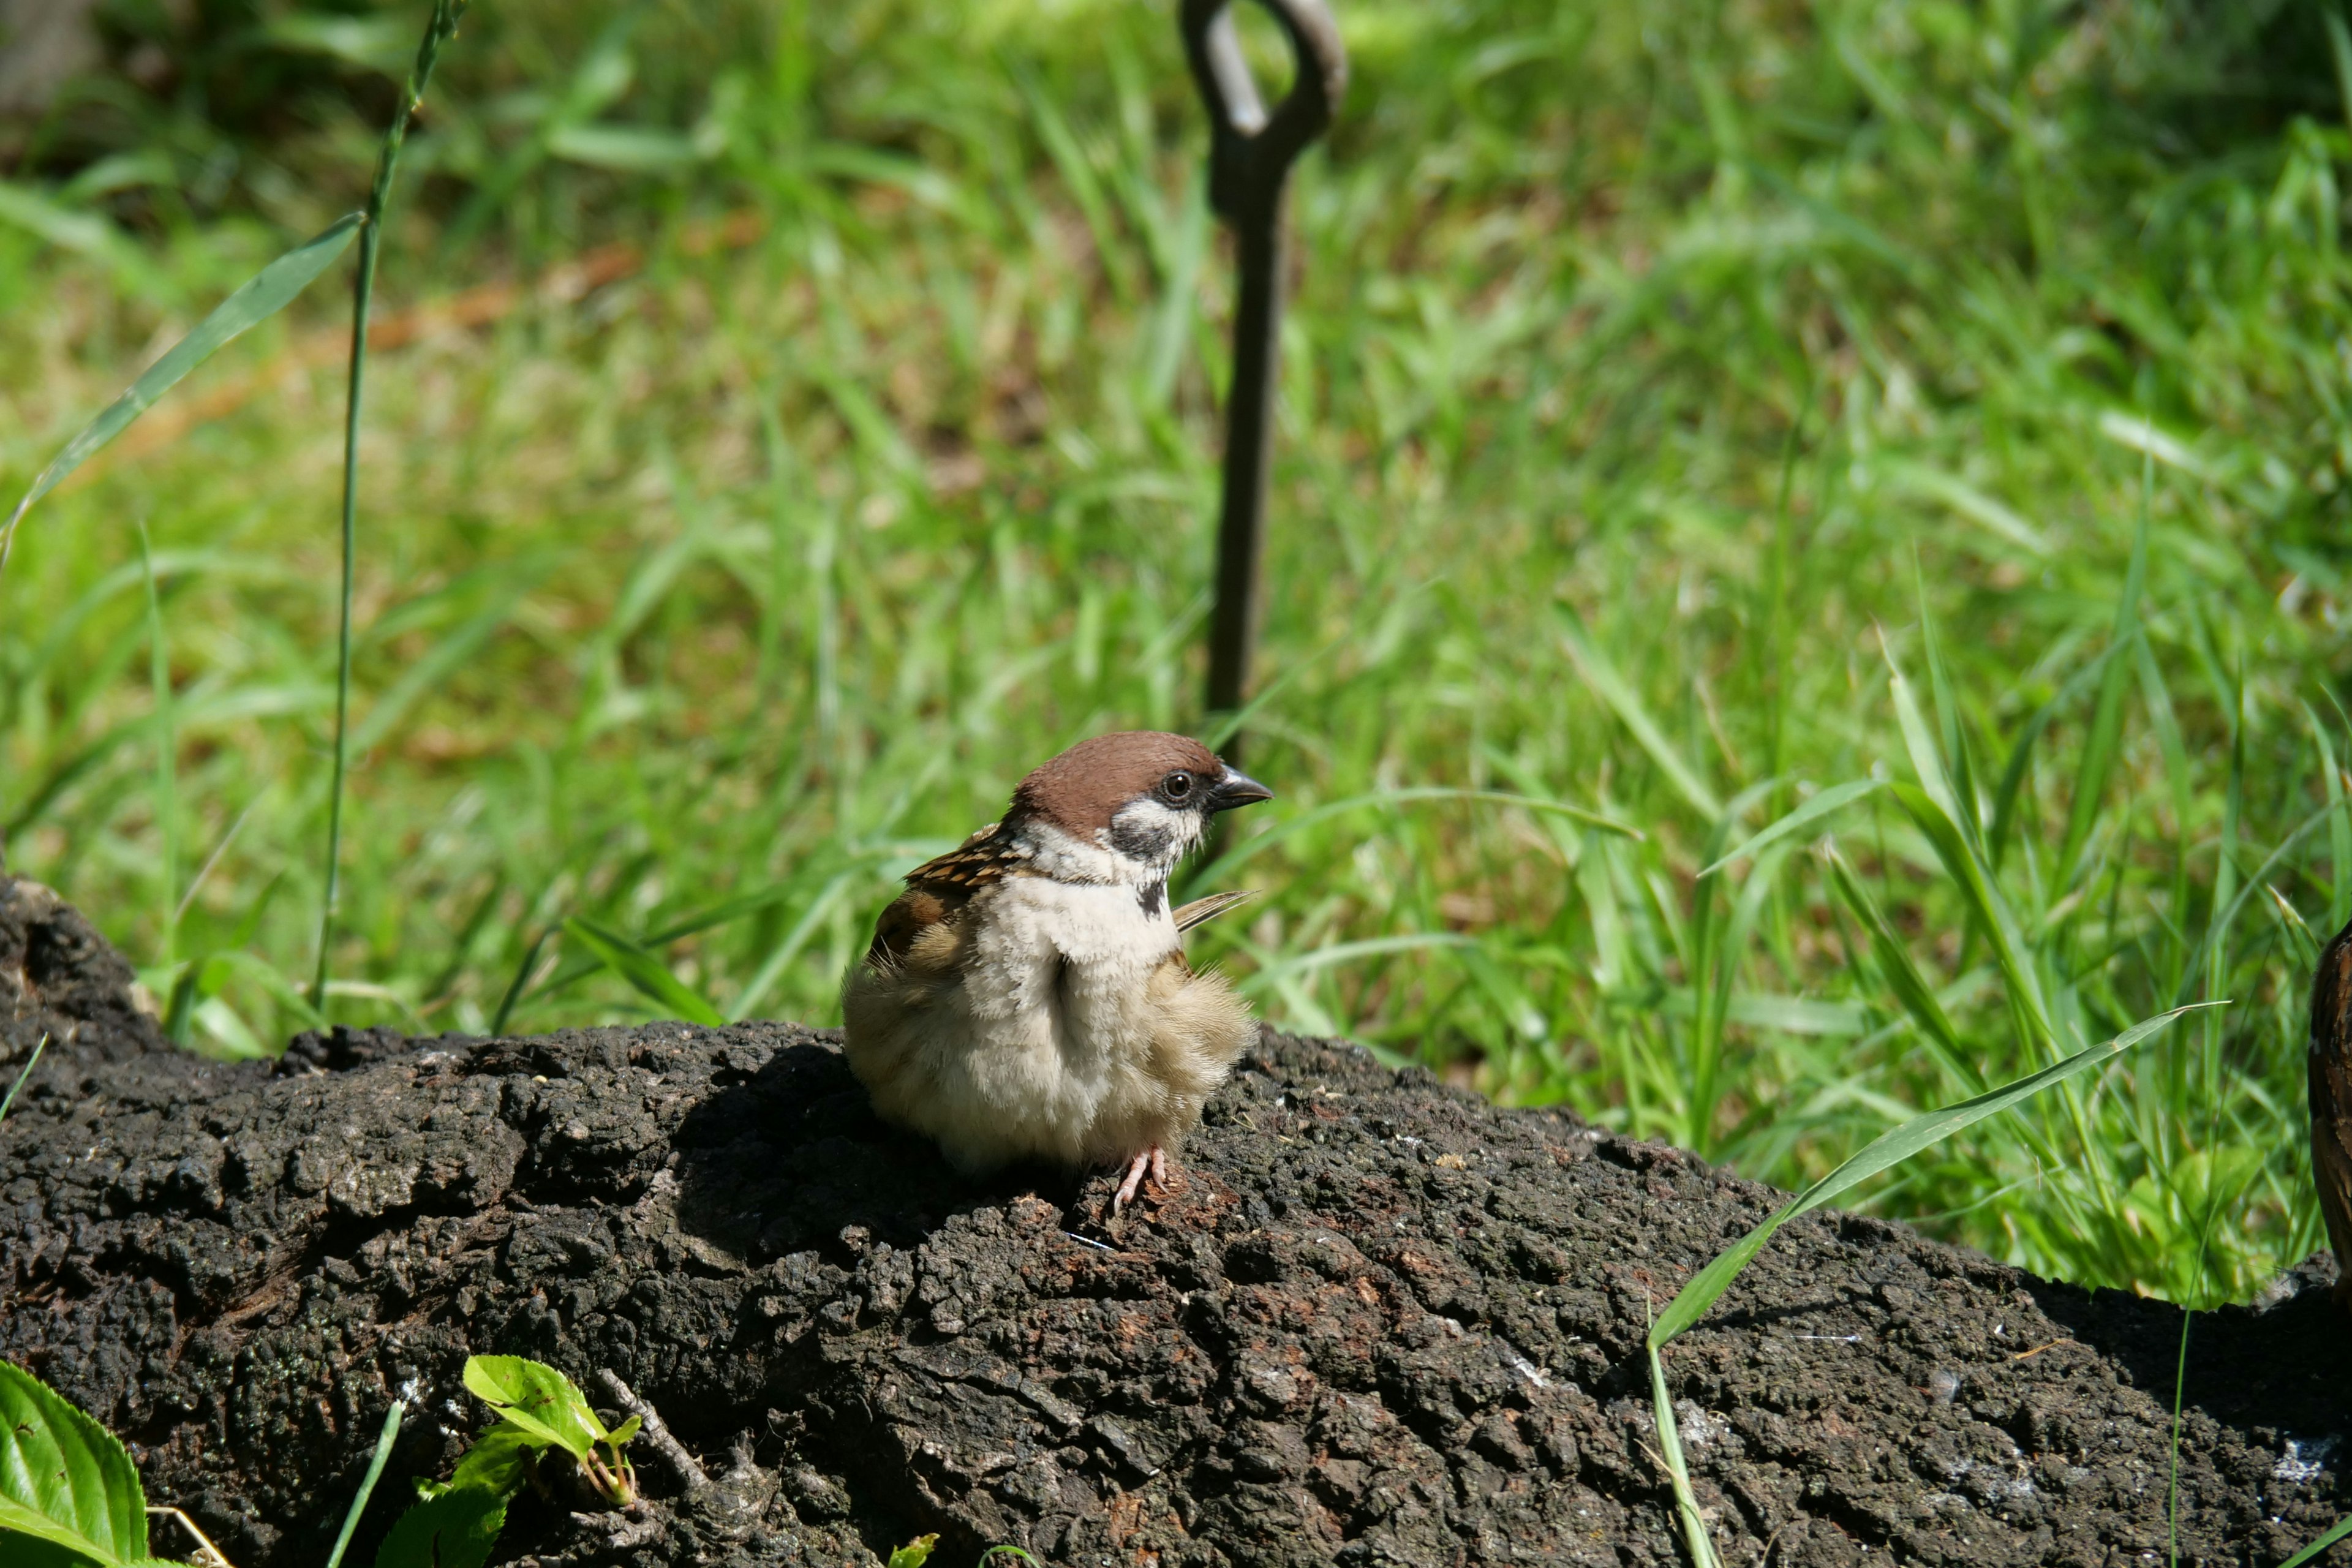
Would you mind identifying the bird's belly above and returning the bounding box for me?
[927,883,1185,1167]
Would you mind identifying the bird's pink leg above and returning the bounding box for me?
[1114,1151,1153,1210]
[1113,1145,1178,1212]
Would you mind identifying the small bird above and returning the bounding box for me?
[2310,914,2352,1303]
[842,731,1272,1209]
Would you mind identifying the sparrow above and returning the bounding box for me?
[842,731,1272,1210]
[2310,914,2352,1304]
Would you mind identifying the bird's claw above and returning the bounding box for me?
[1112,1146,1178,1213]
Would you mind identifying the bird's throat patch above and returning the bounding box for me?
[1138,880,1166,918]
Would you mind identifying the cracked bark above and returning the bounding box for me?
[2,874,2347,1567]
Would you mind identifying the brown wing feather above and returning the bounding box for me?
[864,821,1032,964]
[2311,919,2352,1299]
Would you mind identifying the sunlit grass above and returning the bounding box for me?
[3,0,2349,1307]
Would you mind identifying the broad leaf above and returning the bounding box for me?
[0,1360,148,1567]
[562,918,726,1028]
[417,1423,535,1501]
[372,1487,507,1568]
[460,1357,601,1461]
[1,213,364,561]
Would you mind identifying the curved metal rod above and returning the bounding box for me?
[1181,0,1348,225]
[1180,0,1348,764]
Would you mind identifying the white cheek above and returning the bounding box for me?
[1104,798,1200,867]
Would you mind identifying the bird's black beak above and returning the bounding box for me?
[1208,767,1273,813]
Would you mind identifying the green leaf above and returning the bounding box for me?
[1648,1005,2205,1349]
[603,1415,641,1449]
[2278,1510,2352,1568]
[0,181,169,300]
[0,213,364,568]
[1884,641,1961,831]
[1887,781,2055,1052]
[461,1357,601,1462]
[1817,844,1967,1072]
[888,1535,939,1568]
[561,917,727,1028]
[372,1486,507,1568]
[0,1036,45,1125]
[1558,610,1724,820]
[0,1360,149,1567]
[1188,785,1640,893]
[1699,780,1881,876]
[1646,1345,1722,1568]
[2058,489,2147,886]
[417,1424,535,1501]
[325,1400,405,1568]
[548,123,703,172]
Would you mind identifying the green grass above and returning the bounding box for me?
[3,0,2350,1308]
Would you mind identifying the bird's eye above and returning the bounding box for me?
[1161,770,1195,802]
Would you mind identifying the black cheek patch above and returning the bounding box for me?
[1138,880,1166,918]
[1107,813,1176,863]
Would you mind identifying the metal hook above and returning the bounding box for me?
[1181,0,1347,766]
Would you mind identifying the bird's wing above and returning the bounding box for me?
[1173,889,1260,933]
[903,820,1031,890]
[865,821,1031,965]
[2312,919,2352,1275]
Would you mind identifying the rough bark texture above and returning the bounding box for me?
[2,873,2348,1568]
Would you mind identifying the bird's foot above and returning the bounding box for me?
[1112,1145,1178,1213]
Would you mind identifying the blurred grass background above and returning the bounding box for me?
[4,0,2351,1307]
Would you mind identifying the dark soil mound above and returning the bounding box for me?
[3,873,2347,1567]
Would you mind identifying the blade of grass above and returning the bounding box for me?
[1559,609,1724,820]
[1189,786,1640,891]
[2278,1513,2352,1568]
[1888,780,2056,1052]
[0,1036,47,1124]
[562,916,726,1028]
[1699,779,1881,877]
[0,212,363,581]
[490,926,556,1038]
[1649,1003,2207,1348]
[1817,841,1972,1085]
[1913,562,1985,859]
[323,1399,404,1568]
[1646,1341,1722,1568]
[311,0,473,1014]
[2059,458,2150,888]
[2302,701,2351,937]
[1883,633,1964,839]
[138,525,179,970]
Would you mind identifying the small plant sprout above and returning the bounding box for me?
[458,1355,641,1508]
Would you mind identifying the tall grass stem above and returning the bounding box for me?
[323,1399,405,1568]
[312,0,473,1011]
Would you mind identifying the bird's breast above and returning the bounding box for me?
[967,877,1177,1052]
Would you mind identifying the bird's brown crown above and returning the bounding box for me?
[1011,731,1224,837]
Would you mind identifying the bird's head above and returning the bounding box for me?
[1007,730,1272,884]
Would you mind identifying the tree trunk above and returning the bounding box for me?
[2,873,2345,1567]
